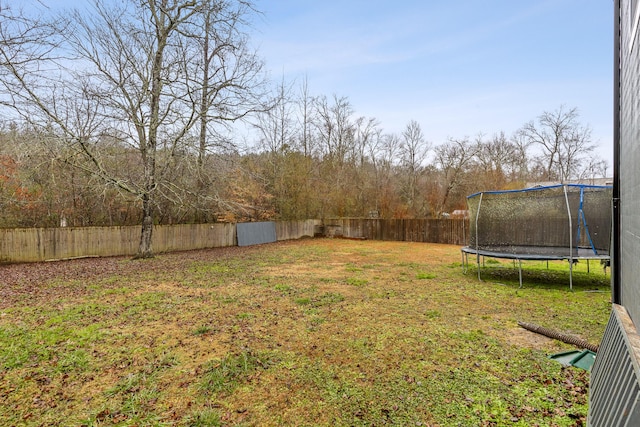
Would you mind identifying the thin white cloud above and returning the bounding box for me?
[254,0,612,163]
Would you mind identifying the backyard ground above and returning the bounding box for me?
[0,238,611,426]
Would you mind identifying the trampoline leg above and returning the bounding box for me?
[461,251,466,274]
[518,259,523,288]
[569,259,573,291]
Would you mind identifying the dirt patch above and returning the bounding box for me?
[507,326,555,350]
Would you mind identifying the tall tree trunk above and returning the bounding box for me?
[137,142,157,257]
[135,3,165,258]
[137,191,154,258]
[195,10,211,223]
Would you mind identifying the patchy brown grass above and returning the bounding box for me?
[0,239,610,426]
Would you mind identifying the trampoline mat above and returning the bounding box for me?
[461,246,610,261]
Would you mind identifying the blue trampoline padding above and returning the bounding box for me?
[467,183,612,199]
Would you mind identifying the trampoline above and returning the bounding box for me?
[461,184,613,289]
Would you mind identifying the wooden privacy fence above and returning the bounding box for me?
[0,221,319,263]
[323,218,469,245]
[0,218,467,263]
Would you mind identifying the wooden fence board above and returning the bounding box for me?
[0,220,319,263]
[0,219,466,263]
[276,220,320,241]
[324,218,469,245]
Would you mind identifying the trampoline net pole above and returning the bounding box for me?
[518,258,523,288]
[577,186,598,255]
[564,185,573,290]
[475,192,484,281]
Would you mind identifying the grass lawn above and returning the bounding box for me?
[0,239,611,426]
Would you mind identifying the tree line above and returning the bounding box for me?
[0,1,608,257]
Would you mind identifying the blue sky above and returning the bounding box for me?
[37,0,613,165]
[253,0,614,166]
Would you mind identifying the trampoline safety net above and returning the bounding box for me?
[466,184,612,258]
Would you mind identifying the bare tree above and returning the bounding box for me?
[311,94,358,217]
[518,106,595,182]
[475,132,522,187]
[374,133,402,217]
[190,0,267,166]
[434,137,479,215]
[0,0,266,258]
[0,3,65,104]
[399,120,431,215]
[296,76,315,157]
[255,77,295,156]
[510,130,534,182]
[253,77,296,217]
[314,94,355,164]
[578,158,610,183]
[352,116,381,215]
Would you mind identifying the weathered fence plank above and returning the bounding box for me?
[323,218,469,245]
[276,220,320,241]
[154,223,236,253]
[0,219,465,263]
[0,226,141,262]
[0,220,321,263]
